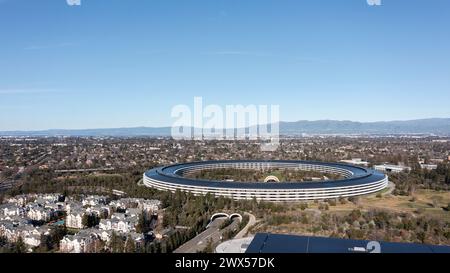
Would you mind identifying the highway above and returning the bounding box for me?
[173,217,240,253]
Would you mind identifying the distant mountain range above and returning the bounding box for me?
[1,118,450,137]
[279,118,450,135]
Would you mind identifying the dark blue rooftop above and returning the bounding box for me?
[144,160,387,190]
[246,233,450,253]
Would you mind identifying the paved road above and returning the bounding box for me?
[235,213,256,239]
[137,178,144,186]
[173,217,240,253]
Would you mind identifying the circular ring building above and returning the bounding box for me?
[143,160,388,202]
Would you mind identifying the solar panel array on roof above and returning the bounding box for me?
[146,160,387,189]
[245,233,450,253]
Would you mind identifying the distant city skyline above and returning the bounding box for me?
[1,0,450,131]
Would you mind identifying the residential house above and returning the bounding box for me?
[66,207,85,229]
[60,229,102,253]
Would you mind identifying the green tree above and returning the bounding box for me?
[124,235,136,253]
[203,238,214,253]
[110,232,124,253]
[12,237,28,253]
[136,211,151,233]
[82,214,100,228]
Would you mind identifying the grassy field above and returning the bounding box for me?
[252,188,450,238]
[323,190,450,219]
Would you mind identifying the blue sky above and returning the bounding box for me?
[0,0,449,130]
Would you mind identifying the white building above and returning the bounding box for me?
[6,195,32,207]
[23,233,41,248]
[0,220,19,242]
[66,209,85,229]
[110,198,161,213]
[0,204,21,218]
[64,201,81,214]
[60,229,102,253]
[144,161,389,202]
[26,205,53,222]
[374,164,411,173]
[99,213,138,234]
[82,195,108,207]
[142,200,161,213]
[33,194,61,206]
[340,158,369,167]
[420,164,438,170]
[86,205,110,219]
[0,219,47,248]
[125,208,141,217]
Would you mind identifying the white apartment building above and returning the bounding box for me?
[27,206,53,222]
[99,213,138,233]
[60,230,101,253]
[66,209,85,229]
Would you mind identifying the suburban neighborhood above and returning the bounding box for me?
[0,193,161,253]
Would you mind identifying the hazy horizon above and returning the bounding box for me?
[1,117,449,132]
